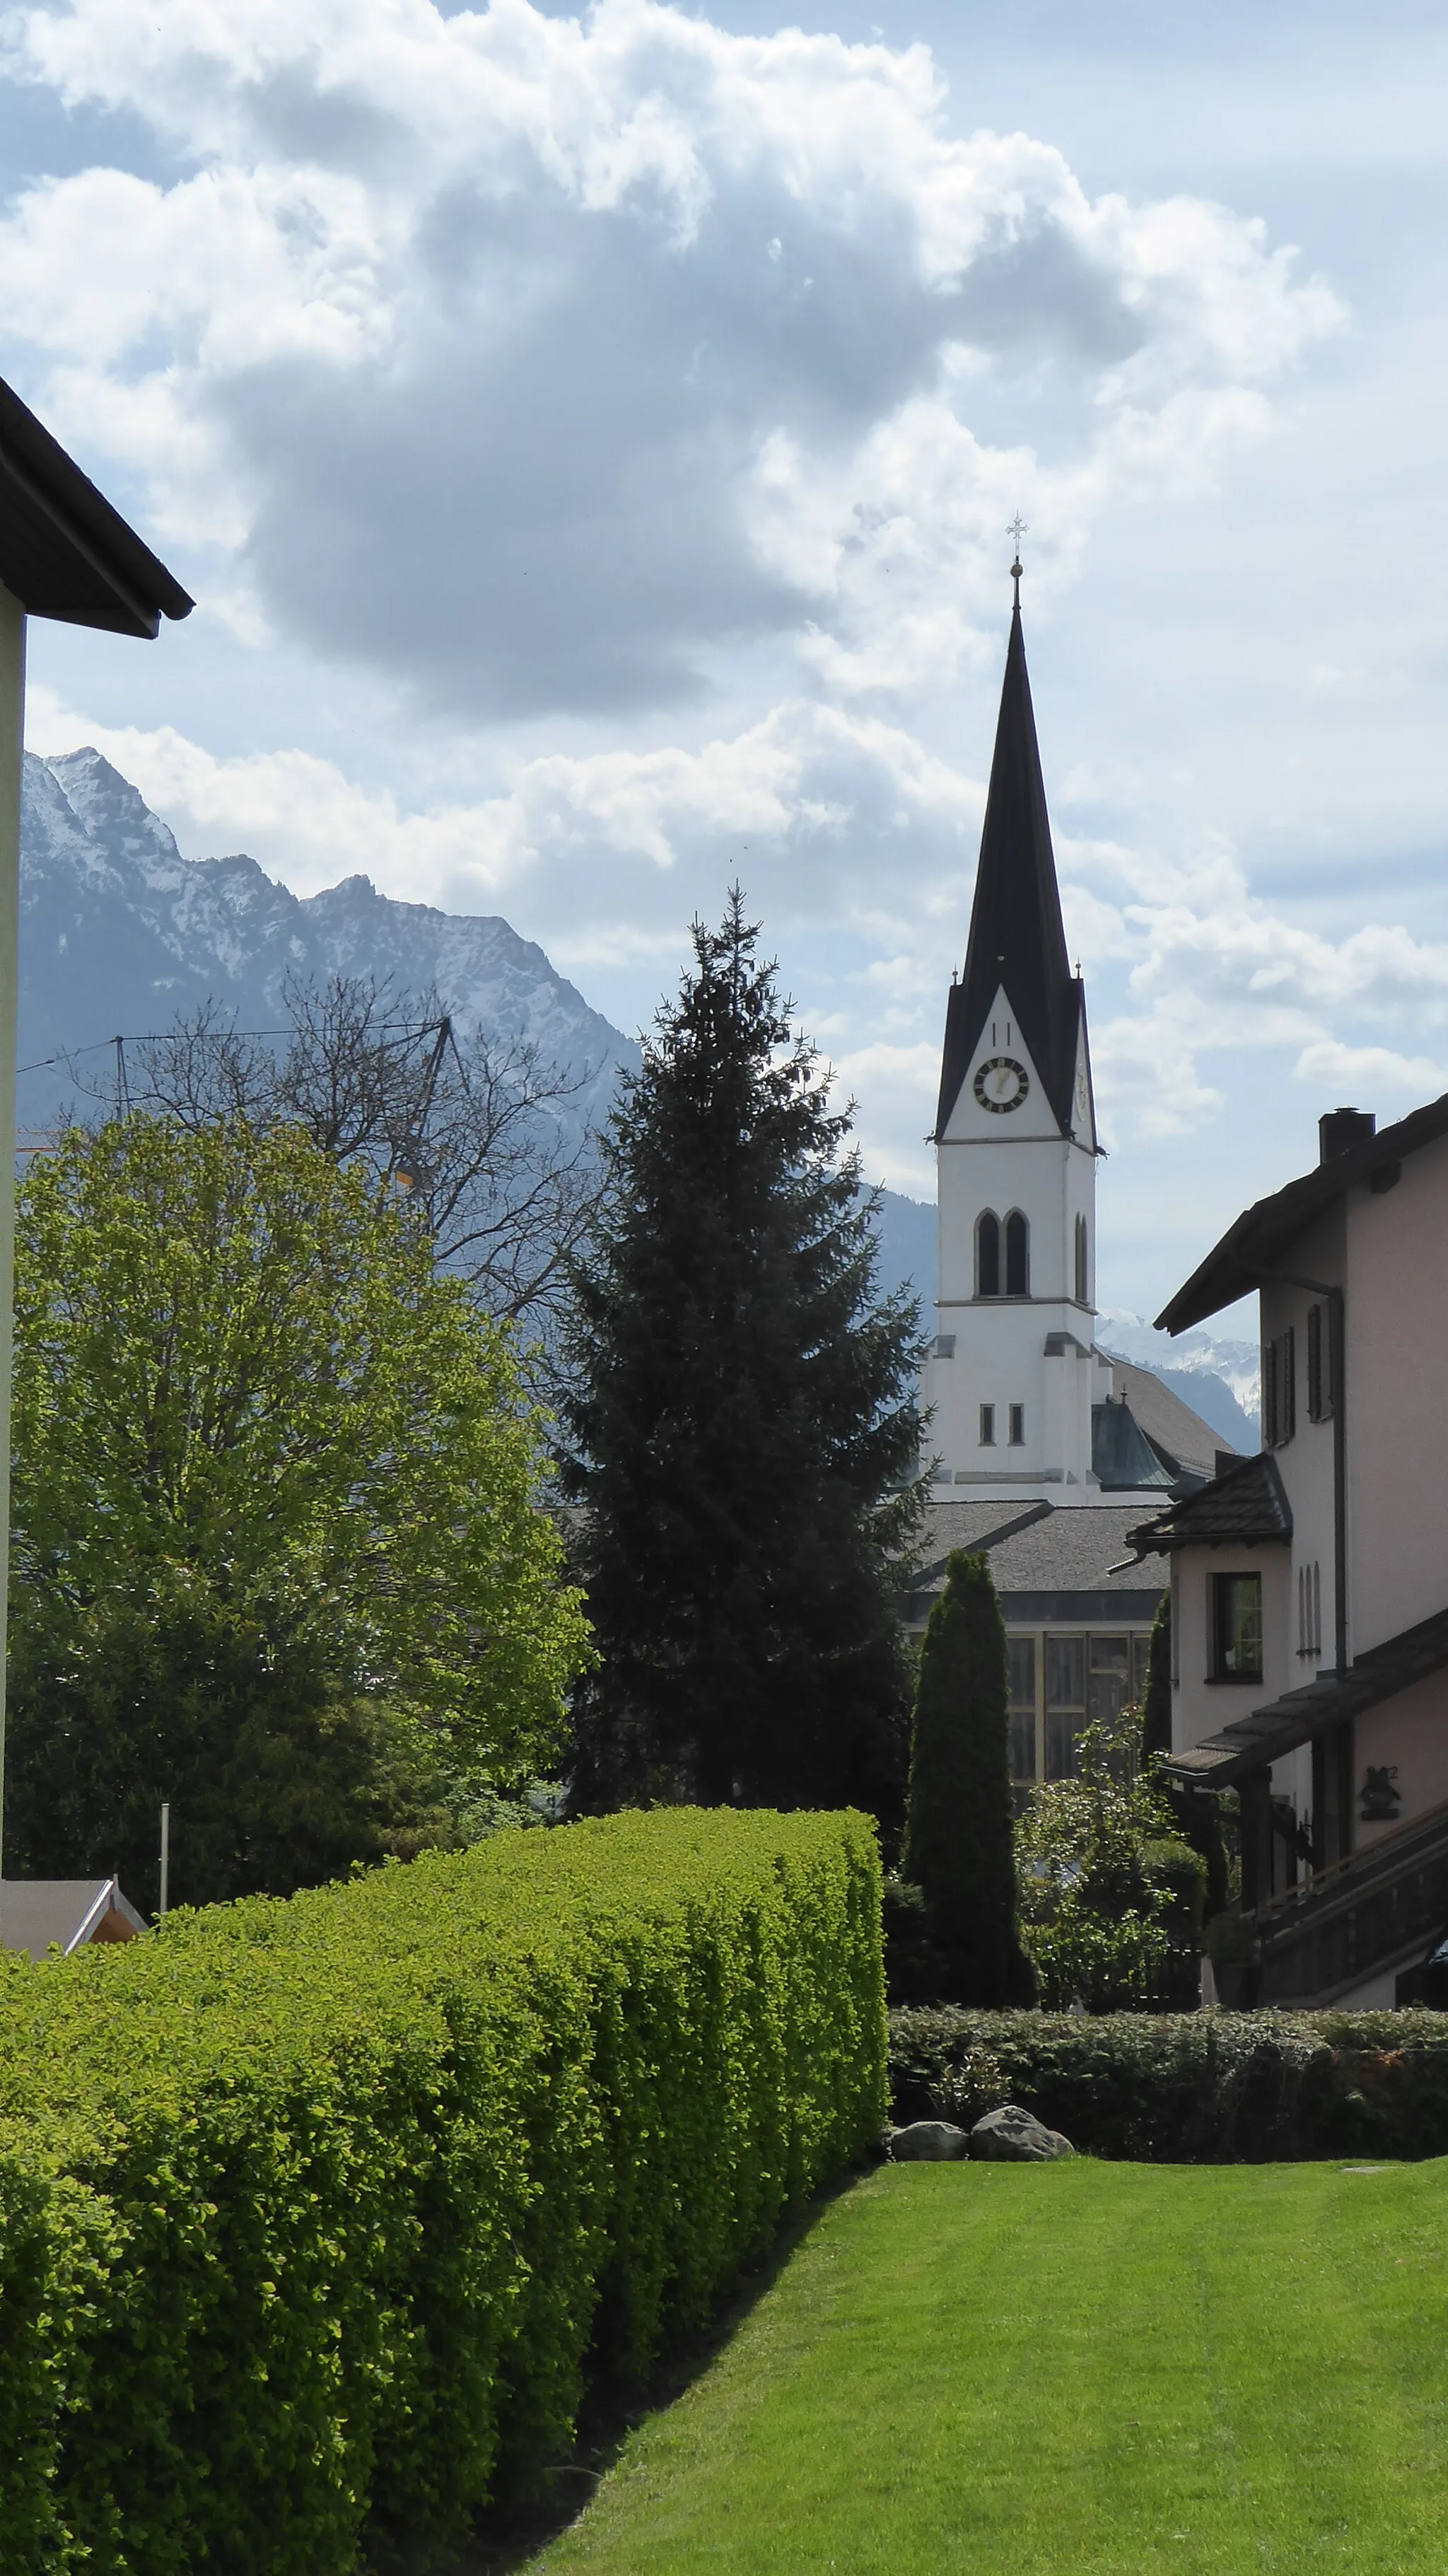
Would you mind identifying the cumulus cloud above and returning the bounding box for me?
[27,675,1448,1187]
[1,0,1339,715]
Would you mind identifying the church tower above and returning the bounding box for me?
[923,558,1114,1501]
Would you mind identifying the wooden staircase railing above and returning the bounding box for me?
[1256,1801,1448,2004]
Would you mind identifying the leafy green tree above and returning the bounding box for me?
[1016,1701,1181,2010]
[6,1116,590,1906]
[901,1551,1034,2004]
[562,895,924,1820]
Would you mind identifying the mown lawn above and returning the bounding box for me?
[518,2158,1448,2575]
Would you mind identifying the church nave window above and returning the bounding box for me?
[1008,1403,1025,1445]
[979,1403,996,1446]
[1005,1210,1029,1296]
[1074,1213,1088,1305]
[976,1210,1001,1297]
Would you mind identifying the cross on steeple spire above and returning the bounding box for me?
[1007,515,1027,613]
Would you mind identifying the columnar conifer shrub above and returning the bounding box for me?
[901,1550,1033,2004]
[0,1808,884,2575]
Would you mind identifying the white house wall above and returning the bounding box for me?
[1355,1672,1448,1848]
[1169,1543,1294,1751]
[1345,1129,1448,1652]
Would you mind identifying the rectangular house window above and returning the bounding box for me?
[979,1403,996,1446]
[1007,1635,1037,1784]
[1212,1571,1263,1681]
[1263,1327,1297,1448]
[1008,1403,1025,1446]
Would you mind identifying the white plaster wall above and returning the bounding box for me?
[1170,1544,1293,1752]
[930,976,1099,1494]
[1345,1131,1448,1651]
[1354,1671,1448,1848]
[1259,1231,1342,1674]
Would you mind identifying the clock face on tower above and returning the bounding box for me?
[974,1055,1029,1114]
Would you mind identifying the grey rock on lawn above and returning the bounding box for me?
[888,2120,969,2162]
[968,2104,1074,2162]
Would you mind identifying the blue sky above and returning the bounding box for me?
[5,0,1448,1329]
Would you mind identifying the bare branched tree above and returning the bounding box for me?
[69,974,610,1330]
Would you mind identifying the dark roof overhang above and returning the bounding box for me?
[0,374,193,638]
[1163,1602,1448,1788]
[1126,1451,1291,1557]
[1156,1089,1448,1333]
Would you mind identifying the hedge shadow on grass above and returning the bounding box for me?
[400,2170,865,2576]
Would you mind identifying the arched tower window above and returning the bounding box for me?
[1005,1210,1029,1297]
[976,1211,1000,1299]
[1074,1213,1088,1305]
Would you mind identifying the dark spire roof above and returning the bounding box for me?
[935,603,1081,1138]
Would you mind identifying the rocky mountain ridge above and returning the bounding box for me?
[19,747,634,1135]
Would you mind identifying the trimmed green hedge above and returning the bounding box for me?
[890,2005,1448,2163]
[0,1809,884,2573]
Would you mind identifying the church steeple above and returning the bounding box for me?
[935,582,1082,1140]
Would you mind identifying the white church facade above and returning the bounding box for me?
[907,566,1230,1799]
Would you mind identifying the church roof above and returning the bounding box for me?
[1104,1358,1231,1484]
[935,601,1082,1139]
[1091,1394,1176,1492]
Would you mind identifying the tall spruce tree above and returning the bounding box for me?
[562,895,925,1820]
[901,1550,1034,2003]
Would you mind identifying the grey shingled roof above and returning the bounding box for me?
[906,1500,1169,1624]
[1127,1452,1290,1558]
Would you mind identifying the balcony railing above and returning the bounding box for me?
[1256,1797,1448,2004]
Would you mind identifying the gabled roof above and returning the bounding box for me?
[935,604,1082,1139]
[1164,1601,1448,1788]
[0,374,192,638]
[1126,1451,1291,1557]
[1157,1089,1448,1333]
[0,1875,148,1959]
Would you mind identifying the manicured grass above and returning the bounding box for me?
[518,2158,1448,2575]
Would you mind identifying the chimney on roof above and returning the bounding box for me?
[1319,1106,1374,1165]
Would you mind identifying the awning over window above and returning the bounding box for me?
[1164,1602,1448,1788]
[1126,1451,1291,1559]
